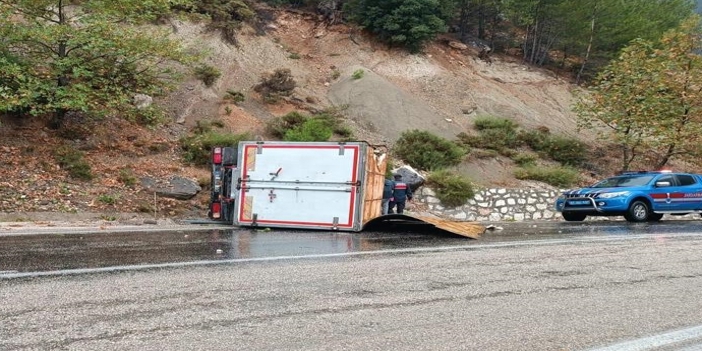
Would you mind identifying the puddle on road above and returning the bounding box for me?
[0,226,473,273]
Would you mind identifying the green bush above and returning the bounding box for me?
[266,112,309,138]
[194,64,221,87]
[254,68,296,100]
[517,129,550,149]
[124,106,166,127]
[181,0,255,45]
[97,194,118,205]
[514,166,580,188]
[283,119,333,141]
[118,168,137,186]
[267,111,353,140]
[393,130,467,171]
[312,112,354,138]
[473,116,519,131]
[288,53,301,59]
[539,135,587,166]
[352,69,364,80]
[181,131,251,165]
[427,170,475,208]
[54,146,93,181]
[459,117,521,154]
[517,130,587,166]
[225,90,245,104]
[512,153,538,167]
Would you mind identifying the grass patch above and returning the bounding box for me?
[393,130,467,171]
[225,90,245,104]
[352,69,365,80]
[118,168,137,186]
[97,194,118,205]
[194,64,222,87]
[427,170,475,208]
[511,153,538,167]
[54,146,93,181]
[514,166,580,188]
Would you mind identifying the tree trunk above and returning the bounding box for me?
[655,143,676,170]
[477,0,485,39]
[576,0,598,85]
[51,0,69,129]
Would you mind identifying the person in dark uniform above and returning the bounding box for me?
[382,177,395,215]
[388,174,412,214]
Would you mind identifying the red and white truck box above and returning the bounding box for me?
[209,141,386,232]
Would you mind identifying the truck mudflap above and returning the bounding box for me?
[363,214,485,239]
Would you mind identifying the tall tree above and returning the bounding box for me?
[575,16,702,170]
[0,0,194,125]
[445,0,505,43]
[502,0,694,70]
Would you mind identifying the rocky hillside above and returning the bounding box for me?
[0,9,593,218]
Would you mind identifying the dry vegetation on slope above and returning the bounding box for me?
[0,9,609,218]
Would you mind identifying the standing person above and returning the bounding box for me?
[388,174,412,214]
[381,177,395,215]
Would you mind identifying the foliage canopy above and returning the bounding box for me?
[0,0,194,123]
[344,0,447,52]
[575,15,702,170]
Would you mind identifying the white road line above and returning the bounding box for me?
[1,232,701,280]
[587,325,702,351]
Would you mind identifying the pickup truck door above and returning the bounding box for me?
[649,174,678,211]
[675,174,702,211]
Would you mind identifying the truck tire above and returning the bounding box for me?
[562,212,586,222]
[624,200,650,222]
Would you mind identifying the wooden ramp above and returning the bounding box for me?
[363,214,485,239]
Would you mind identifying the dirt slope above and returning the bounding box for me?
[0,9,589,216]
[164,11,591,186]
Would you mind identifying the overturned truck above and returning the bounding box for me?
[208,141,484,238]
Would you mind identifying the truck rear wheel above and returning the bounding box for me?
[562,212,586,222]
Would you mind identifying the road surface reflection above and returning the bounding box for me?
[1,220,700,273]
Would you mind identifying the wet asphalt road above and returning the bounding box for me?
[3,221,702,350]
[0,220,694,274]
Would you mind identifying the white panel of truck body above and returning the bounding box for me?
[233,142,365,231]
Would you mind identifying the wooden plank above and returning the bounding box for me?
[408,215,485,239]
[361,145,388,226]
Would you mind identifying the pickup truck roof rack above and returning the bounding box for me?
[617,170,673,175]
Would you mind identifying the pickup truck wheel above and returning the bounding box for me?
[647,213,663,222]
[562,212,586,222]
[624,200,650,222]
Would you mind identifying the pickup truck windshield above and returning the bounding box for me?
[590,175,656,188]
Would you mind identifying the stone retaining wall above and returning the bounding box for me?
[415,187,700,222]
[415,187,561,222]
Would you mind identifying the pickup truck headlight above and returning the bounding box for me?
[598,191,630,199]
[557,194,566,200]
